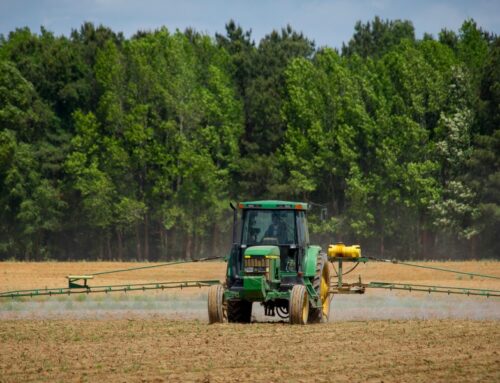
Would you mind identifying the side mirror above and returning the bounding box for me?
[320,207,327,221]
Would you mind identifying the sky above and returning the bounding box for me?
[1,0,499,48]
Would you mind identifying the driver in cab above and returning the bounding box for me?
[264,212,288,244]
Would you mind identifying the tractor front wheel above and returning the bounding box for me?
[208,284,226,323]
[289,285,309,325]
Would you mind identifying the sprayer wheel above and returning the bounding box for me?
[289,284,309,325]
[227,300,252,323]
[208,284,226,324]
[309,252,332,323]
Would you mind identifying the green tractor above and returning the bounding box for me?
[208,200,333,325]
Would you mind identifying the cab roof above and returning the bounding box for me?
[239,200,308,210]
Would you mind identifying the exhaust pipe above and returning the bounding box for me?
[230,202,237,244]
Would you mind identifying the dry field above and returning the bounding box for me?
[0,261,499,382]
[1,260,499,295]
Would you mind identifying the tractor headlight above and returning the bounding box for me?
[244,266,254,273]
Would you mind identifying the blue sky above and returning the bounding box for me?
[1,0,499,48]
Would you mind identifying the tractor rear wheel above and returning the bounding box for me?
[227,300,252,323]
[208,284,226,323]
[289,285,309,325]
[309,253,332,323]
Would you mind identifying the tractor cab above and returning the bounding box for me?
[239,201,309,273]
[225,200,312,291]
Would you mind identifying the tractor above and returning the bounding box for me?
[208,200,335,325]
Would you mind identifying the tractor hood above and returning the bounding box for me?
[244,246,280,258]
[241,245,280,301]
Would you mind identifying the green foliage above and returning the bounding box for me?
[342,16,415,58]
[0,18,498,260]
[457,19,490,86]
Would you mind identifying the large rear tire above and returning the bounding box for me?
[208,284,226,324]
[227,300,252,323]
[289,285,309,325]
[309,253,332,323]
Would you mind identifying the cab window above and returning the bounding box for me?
[241,209,296,245]
[296,211,309,246]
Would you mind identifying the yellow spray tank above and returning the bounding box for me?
[328,242,361,258]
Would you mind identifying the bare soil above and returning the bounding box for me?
[0,261,499,382]
[0,319,498,383]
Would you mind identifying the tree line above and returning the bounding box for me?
[0,17,498,261]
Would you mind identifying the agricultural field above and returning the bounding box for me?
[0,261,499,382]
